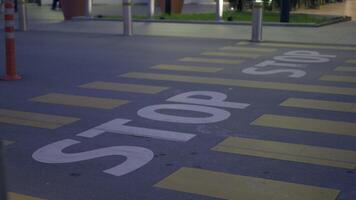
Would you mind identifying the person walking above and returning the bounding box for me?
[51,0,59,10]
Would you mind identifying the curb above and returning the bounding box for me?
[73,15,351,28]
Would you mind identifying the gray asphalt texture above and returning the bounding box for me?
[0,30,356,200]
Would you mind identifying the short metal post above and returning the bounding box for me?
[18,0,27,31]
[216,0,223,21]
[251,1,263,42]
[84,0,92,18]
[149,0,154,18]
[123,0,132,36]
[0,142,8,200]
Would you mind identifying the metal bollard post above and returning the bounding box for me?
[0,142,8,200]
[2,0,22,80]
[18,0,27,31]
[216,0,223,21]
[251,1,263,42]
[123,0,133,36]
[149,0,154,19]
[84,0,92,18]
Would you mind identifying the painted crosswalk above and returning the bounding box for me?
[201,52,261,59]
[151,64,223,73]
[155,167,339,200]
[8,192,44,200]
[2,140,15,146]
[179,57,243,65]
[251,114,356,137]
[280,98,356,113]
[346,59,356,64]
[79,81,169,94]
[319,75,356,83]
[30,93,129,109]
[334,66,356,72]
[120,72,356,96]
[221,46,277,53]
[212,136,356,169]
[0,108,79,129]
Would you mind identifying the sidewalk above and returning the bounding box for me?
[0,2,355,45]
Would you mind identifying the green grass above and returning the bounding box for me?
[101,11,331,24]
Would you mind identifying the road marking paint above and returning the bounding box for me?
[80,118,196,142]
[30,93,129,109]
[155,167,339,200]
[346,59,356,64]
[212,136,356,169]
[0,108,79,129]
[251,114,356,137]
[201,52,261,59]
[319,75,356,83]
[120,72,356,96]
[257,42,356,51]
[221,46,277,52]
[2,140,15,146]
[79,81,168,94]
[180,57,243,65]
[151,64,222,73]
[281,98,356,113]
[8,192,44,200]
[236,41,250,45]
[334,66,356,72]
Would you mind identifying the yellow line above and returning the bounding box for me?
[221,46,277,52]
[120,72,356,96]
[281,98,356,113]
[179,57,243,65]
[155,167,339,200]
[251,114,356,137]
[212,136,356,169]
[151,64,222,73]
[0,109,79,129]
[346,59,356,64]
[8,192,45,200]
[334,66,356,72]
[201,52,261,59]
[2,140,15,146]
[30,93,129,109]
[79,81,168,94]
[319,75,356,83]
[236,41,250,45]
[258,42,356,51]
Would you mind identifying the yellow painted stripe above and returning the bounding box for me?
[2,140,15,146]
[30,93,129,109]
[251,114,356,137]
[346,59,356,64]
[220,46,277,52]
[8,192,45,200]
[334,66,356,72]
[155,167,339,200]
[120,72,356,96]
[236,41,250,45]
[151,64,222,73]
[320,75,356,83]
[258,42,356,51]
[201,52,261,59]
[212,136,356,169]
[0,109,79,129]
[179,57,243,65]
[281,98,356,113]
[79,81,168,94]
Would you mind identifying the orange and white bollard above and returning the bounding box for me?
[2,0,21,80]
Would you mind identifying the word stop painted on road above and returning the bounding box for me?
[33,91,249,176]
[243,50,336,78]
